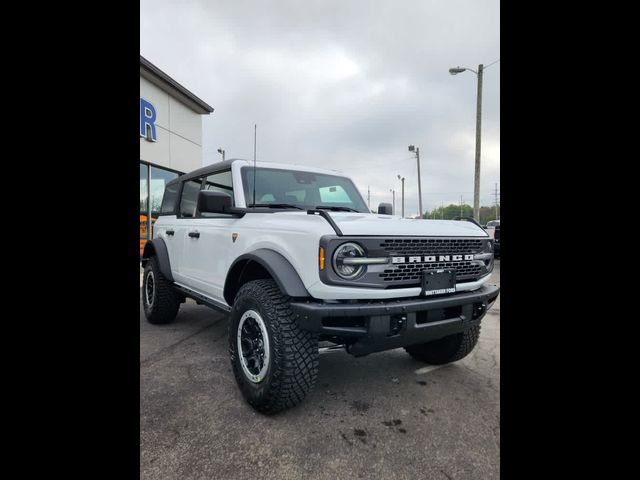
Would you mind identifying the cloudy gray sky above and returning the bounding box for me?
[140,0,499,217]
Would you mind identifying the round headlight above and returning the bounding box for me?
[332,242,366,279]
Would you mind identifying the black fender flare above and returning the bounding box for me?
[141,238,174,282]
[224,249,310,305]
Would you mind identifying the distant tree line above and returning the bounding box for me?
[422,204,500,224]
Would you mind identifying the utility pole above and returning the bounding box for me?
[449,61,500,222]
[408,145,423,218]
[492,182,500,220]
[473,64,483,222]
[367,186,370,210]
[441,201,444,220]
[460,195,463,218]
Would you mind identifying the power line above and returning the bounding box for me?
[485,58,500,69]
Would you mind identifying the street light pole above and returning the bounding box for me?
[473,64,483,223]
[397,175,405,218]
[217,148,226,161]
[449,60,498,222]
[408,145,423,218]
[389,189,395,214]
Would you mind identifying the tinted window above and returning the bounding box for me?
[241,167,368,212]
[179,179,202,217]
[160,182,179,214]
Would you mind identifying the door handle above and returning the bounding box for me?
[188,231,200,238]
[166,230,175,236]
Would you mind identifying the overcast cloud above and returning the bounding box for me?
[140,0,500,217]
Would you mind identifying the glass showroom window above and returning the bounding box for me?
[140,163,181,257]
[140,163,149,257]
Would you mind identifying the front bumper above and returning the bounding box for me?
[290,284,500,356]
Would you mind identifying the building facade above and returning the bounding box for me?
[139,55,213,256]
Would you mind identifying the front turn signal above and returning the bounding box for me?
[319,247,325,270]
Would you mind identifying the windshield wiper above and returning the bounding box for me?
[315,205,359,212]
[247,203,305,210]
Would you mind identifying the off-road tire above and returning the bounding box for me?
[404,325,481,365]
[229,279,319,414]
[142,257,180,324]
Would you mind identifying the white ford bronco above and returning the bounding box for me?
[141,159,499,413]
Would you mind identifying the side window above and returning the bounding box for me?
[201,170,234,217]
[179,179,203,218]
[160,183,179,215]
[203,170,233,199]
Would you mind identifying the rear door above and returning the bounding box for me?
[152,181,181,276]
[171,177,204,284]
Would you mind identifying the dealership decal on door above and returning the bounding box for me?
[140,98,157,142]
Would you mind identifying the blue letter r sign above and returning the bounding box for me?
[140,98,157,142]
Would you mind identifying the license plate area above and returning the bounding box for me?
[421,269,456,296]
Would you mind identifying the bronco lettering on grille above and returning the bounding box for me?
[392,254,474,264]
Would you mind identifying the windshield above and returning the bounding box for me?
[241,167,369,212]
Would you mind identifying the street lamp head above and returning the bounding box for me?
[217,148,224,154]
[397,174,401,180]
[408,145,415,152]
[449,67,466,75]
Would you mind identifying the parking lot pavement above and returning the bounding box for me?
[140,261,500,480]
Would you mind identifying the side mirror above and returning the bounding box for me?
[378,202,393,215]
[197,190,232,214]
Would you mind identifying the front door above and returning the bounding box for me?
[180,169,238,302]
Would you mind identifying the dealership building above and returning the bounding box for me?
[139,55,214,255]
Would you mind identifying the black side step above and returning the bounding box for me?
[173,284,232,313]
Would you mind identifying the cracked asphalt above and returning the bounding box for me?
[140,261,500,479]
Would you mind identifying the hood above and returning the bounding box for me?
[328,213,489,237]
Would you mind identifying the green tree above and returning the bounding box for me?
[424,204,499,224]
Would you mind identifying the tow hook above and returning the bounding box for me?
[389,314,407,336]
[473,302,487,319]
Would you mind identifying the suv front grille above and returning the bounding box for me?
[378,237,487,286]
[380,262,484,282]
[380,238,484,255]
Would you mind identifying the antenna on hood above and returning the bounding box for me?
[252,124,257,206]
